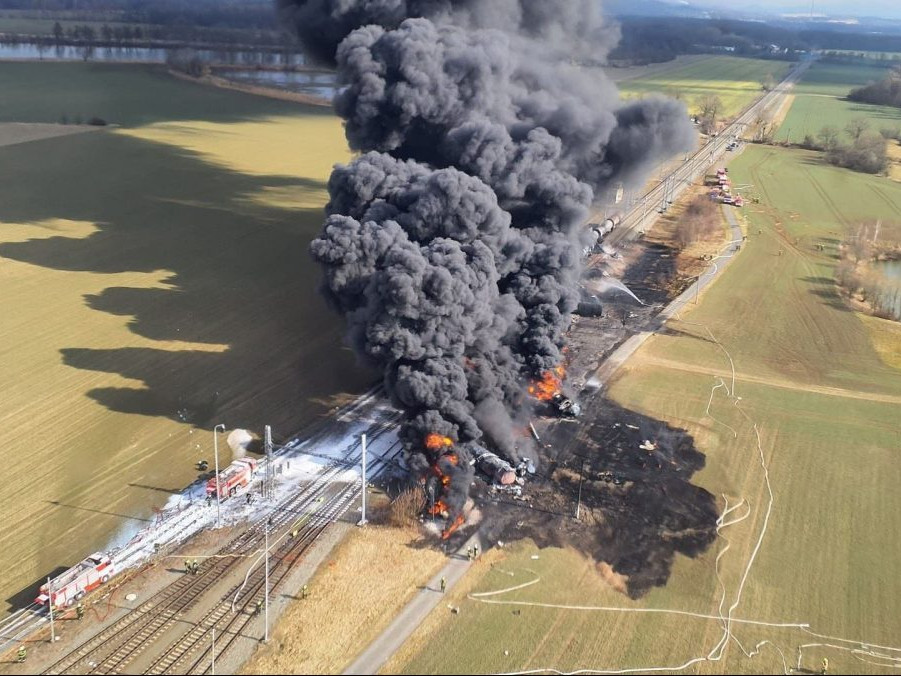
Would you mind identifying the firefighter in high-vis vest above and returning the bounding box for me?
[76,602,85,620]
[822,657,829,675]
[16,646,26,663]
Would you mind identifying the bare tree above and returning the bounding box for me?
[817,125,840,150]
[675,197,720,249]
[753,115,775,143]
[845,117,871,142]
[697,95,722,135]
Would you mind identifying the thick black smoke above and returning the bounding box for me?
[284,0,696,526]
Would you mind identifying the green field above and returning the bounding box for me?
[0,17,146,36]
[776,61,901,141]
[0,62,372,615]
[387,146,901,674]
[0,61,313,127]
[618,56,791,119]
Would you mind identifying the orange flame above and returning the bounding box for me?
[425,433,454,451]
[442,515,465,539]
[430,499,449,516]
[528,365,565,402]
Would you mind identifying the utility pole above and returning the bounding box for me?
[213,424,225,529]
[264,425,273,500]
[211,627,216,675]
[47,576,55,643]
[575,456,585,520]
[429,484,435,524]
[264,522,269,642]
[358,433,368,526]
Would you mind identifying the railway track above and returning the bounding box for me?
[0,388,394,661]
[40,417,402,675]
[0,603,45,655]
[149,486,358,675]
[602,56,815,248]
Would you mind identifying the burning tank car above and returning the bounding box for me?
[552,392,582,418]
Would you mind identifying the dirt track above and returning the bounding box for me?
[629,354,901,405]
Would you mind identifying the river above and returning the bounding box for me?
[876,259,901,320]
[217,68,339,100]
[0,41,305,66]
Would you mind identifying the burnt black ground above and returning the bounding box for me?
[449,237,720,598]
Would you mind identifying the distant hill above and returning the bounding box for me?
[603,0,709,18]
[680,0,901,22]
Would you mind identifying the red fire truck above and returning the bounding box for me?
[35,553,115,607]
[206,458,258,500]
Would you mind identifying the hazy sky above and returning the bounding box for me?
[699,0,901,19]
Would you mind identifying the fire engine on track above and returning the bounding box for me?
[206,457,258,500]
[35,553,114,607]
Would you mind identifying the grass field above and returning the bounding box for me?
[776,61,901,141]
[617,56,791,119]
[0,61,374,616]
[0,62,310,127]
[242,504,446,675]
[0,17,147,36]
[386,146,901,674]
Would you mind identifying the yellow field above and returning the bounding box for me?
[618,56,791,119]
[0,66,375,614]
[242,517,446,675]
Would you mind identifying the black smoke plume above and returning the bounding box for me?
[283,0,697,526]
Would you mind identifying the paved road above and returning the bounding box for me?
[591,204,743,387]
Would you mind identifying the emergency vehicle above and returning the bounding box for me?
[35,553,114,607]
[206,458,258,499]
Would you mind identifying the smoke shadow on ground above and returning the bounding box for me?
[469,394,718,599]
[0,129,376,435]
[5,567,68,611]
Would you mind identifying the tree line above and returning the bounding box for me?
[848,66,901,109]
[608,17,901,67]
[836,223,901,322]
[798,118,894,175]
[0,1,285,47]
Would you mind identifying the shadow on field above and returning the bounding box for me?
[5,567,68,610]
[657,324,718,344]
[0,130,375,436]
[46,499,153,523]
